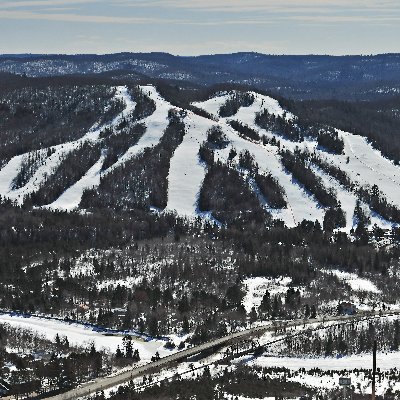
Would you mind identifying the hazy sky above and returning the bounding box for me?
[0,0,399,55]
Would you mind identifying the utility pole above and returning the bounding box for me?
[372,339,377,400]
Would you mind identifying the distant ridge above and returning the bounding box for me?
[1,52,400,100]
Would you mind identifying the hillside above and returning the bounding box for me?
[0,73,399,399]
[2,52,400,100]
[0,79,398,232]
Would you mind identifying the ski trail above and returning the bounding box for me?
[44,154,105,212]
[0,86,135,205]
[105,85,172,173]
[166,112,209,216]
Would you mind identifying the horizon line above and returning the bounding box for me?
[1,51,400,58]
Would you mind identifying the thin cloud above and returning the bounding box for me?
[0,10,172,24]
[285,14,400,23]
[1,9,397,26]
[0,10,278,25]
[118,0,400,13]
[0,0,100,8]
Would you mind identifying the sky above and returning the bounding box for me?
[0,0,399,55]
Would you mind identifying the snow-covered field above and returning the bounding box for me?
[243,352,400,396]
[248,351,400,371]
[0,313,174,361]
[324,269,381,294]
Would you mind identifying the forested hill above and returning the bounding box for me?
[0,61,400,399]
[0,74,399,234]
[1,52,400,100]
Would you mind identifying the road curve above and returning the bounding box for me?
[46,309,400,400]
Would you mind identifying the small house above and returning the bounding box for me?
[338,302,357,315]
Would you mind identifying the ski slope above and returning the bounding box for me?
[216,123,324,226]
[1,86,398,229]
[319,130,400,207]
[166,111,210,216]
[193,90,400,228]
[45,154,106,211]
[44,85,172,210]
[0,86,135,205]
[192,93,231,119]
[106,85,172,172]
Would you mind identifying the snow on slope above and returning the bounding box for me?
[192,93,231,119]
[45,153,106,211]
[44,85,171,210]
[166,107,324,225]
[0,86,135,205]
[319,130,400,207]
[309,164,357,229]
[216,125,324,226]
[166,112,210,216]
[234,91,294,122]
[1,86,398,226]
[324,269,381,294]
[192,94,326,226]
[194,90,400,227]
[0,313,173,360]
[310,164,396,230]
[107,85,172,172]
[166,102,320,225]
[226,91,400,212]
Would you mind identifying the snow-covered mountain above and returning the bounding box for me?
[0,84,398,232]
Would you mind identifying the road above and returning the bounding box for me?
[44,309,400,400]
